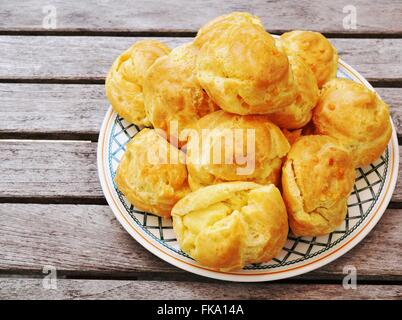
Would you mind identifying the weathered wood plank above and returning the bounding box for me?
[0,204,401,280]
[390,147,401,203]
[0,141,400,202]
[0,36,188,81]
[0,279,400,300]
[0,141,102,201]
[376,88,402,139]
[0,37,401,82]
[0,203,172,274]
[1,85,401,140]
[1,0,402,35]
[0,84,108,140]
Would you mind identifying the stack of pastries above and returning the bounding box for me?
[106,12,392,271]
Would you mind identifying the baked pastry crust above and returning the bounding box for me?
[193,12,264,48]
[105,40,171,126]
[280,30,338,88]
[144,43,218,144]
[186,110,290,190]
[282,135,355,236]
[196,21,296,115]
[267,54,319,129]
[114,129,190,218]
[172,182,288,271]
[313,78,392,167]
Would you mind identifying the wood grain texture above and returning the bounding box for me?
[0,141,102,201]
[0,141,400,202]
[0,203,172,274]
[1,85,401,140]
[0,204,401,280]
[0,0,402,35]
[0,37,401,83]
[377,88,402,140]
[0,36,187,81]
[0,279,400,300]
[388,141,401,203]
[0,84,108,140]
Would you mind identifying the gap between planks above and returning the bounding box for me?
[1,78,402,88]
[1,269,402,285]
[2,29,402,38]
[1,199,402,208]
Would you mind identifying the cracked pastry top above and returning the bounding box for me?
[144,42,218,145]
[106,40,171,126]
[279,30,338,88]
[266,54,319,129]
[114,129,191,218]
[186,110,290,191]
[196,17,296,115]
[193,12,264,48]
[281,135,355,236]
[313,78,392,168]
[172,182,288,271]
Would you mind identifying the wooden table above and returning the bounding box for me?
[0,0,401,300]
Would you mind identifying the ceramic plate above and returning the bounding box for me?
[98,57,399,282]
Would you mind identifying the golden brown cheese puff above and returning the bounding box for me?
[282,135,355,236]
[313,78,392,168]
[114,129,191,218]
[186,110,290,190]
[105,40,171,126]
[280,30,338,88]
[143,43,218,145]
[267,55,319,129]
[172,182,288,271]
[193,12,264,48]
[196,22,296,115]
